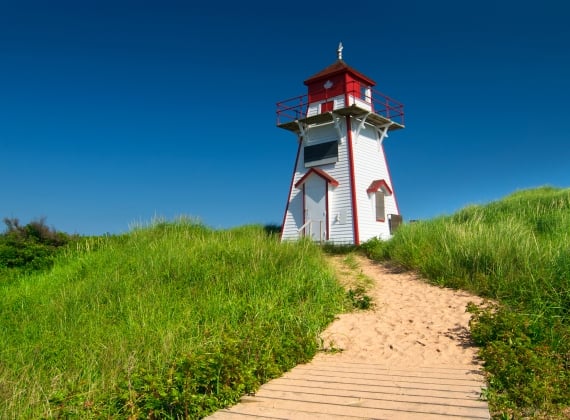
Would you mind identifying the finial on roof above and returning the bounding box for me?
[337,42,343,60]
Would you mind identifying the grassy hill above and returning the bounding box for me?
[0,220,346,418]
[2,186,569,419]
[363,186,570,418]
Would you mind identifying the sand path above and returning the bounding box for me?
[318,254,484,367]
[207,254,490,419]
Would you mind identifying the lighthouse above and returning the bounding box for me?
[277,44,405,245]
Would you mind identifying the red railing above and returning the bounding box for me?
[276,93,308,124]
[276,83,405,127]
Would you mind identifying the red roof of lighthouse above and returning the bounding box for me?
[303,59,376,87]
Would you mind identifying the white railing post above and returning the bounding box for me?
[298,219,312,238]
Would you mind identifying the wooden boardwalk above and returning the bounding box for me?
[206,359,489,419]
[207,255,491,419]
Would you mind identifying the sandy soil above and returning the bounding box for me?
[206,254,491,419]
[318,254,486,368]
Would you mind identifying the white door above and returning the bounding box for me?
[304,175,326,241]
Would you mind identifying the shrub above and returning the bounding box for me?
[0,217,75,271]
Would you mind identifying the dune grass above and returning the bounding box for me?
[5,187,568,418]
[362,186,570,418]
[0,219,346,418]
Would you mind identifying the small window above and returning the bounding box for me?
[304,141,338,167]
[320,101,334,113]
[375,191,385,221]
[361,85,372,102]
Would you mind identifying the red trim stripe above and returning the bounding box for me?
[294,168,339,188]
[301,184,306,237]
[325,185,330,241]
[382,143,400,215]
[346,116,360,245]
[366,179,393,195]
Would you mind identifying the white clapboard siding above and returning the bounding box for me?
[281,115,400,244]
[327,123,354,243]
[282,121,355,243]
[352,122,398,242]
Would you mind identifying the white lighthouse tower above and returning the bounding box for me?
[277,44,405,245]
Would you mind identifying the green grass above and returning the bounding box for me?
[362,186,570,418]
[0,218,346,418]
[6,186,568,418]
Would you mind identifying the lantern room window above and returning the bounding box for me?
[361,85,372,102]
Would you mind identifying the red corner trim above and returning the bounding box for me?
[294,168,339,188]
[382,143,400,214]
[346,116,360,245]
[366,179,393,195]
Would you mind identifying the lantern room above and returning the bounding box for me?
[276,43,404,135]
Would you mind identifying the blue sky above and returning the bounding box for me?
[1,1,569,235]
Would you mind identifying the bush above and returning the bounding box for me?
[0,217,75,271]
[469,303,570,415]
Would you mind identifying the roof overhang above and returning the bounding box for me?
[304,60,376,87]
[295,168,339,188]
[367,179,392,195]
